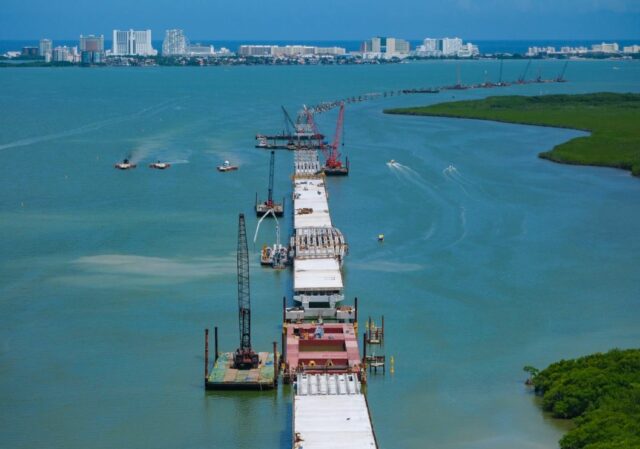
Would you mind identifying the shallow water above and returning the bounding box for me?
[1,59,639,449]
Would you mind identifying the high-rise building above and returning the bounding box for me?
[21,46,39,57]
[39,39,52,57]
[52,46,70,62]
[416,37,478,57]
[390,38,410,54]
[79,35,105,64]
[112,29,157,56]
[441,38,463,55]
[422,38,437,52]
[80,35,104,52]
[361,37,410,57]
[162,29,189,56]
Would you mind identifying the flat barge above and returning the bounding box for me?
[293,373,378,449]
[205,351,277,390]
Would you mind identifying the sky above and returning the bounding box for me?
[0,0,639,40]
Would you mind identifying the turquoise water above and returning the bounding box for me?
[1,60,639,449]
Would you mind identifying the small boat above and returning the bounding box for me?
[217,160,238,172]
[378,234,385,242]
[115,158,136,170]
[149,161,171,170]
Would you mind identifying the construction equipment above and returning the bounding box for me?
[233,213,259,370]
[254,208,289,269]
[517,59,532,84]
[557,61,569,82]
[322,102,349,176]
[496,59,511,87]
[535,67,543,83]
[282,106,296,136]
[303,107,325,150]
[256,151,284,216]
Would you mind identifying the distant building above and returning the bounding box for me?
[415,37,478,57]
[422,38,438,52]
[591,42,619,53]
[441,37,462,55]
[238,44,346,58]
[527,45,589,56]
[80,35,104,52]
[272,45,316,57]
[21,46,39,57]
[162,29,189,56]
[188,44,214,56]
[623,45,640,54]
[52,46,70,62]
[112,29,157,56]
[361,37,410,58]
[79,35,105,64]
[39,39,52,58]
[238,45,273,56]
[316,47,346,56]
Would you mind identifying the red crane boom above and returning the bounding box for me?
[326,102,345,169]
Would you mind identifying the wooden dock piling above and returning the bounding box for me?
[205,329,209,381]
[214,326,219,362]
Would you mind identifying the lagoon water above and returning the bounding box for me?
[1,60,639,449]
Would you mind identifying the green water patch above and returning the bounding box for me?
[385,92,640,177]
[525,348,640,449]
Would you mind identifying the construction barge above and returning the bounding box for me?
[255,151,284,216]
[204,215,278,391]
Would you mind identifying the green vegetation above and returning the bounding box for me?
[526,349,640,449]
[385,93,640,177]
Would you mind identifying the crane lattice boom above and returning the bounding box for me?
[267,150,274,206]
[233,213,258,369]
[326,102,345,169]
[237,213,251,352]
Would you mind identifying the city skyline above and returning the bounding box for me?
[1,0,639,40]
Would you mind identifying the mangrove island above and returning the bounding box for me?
[385,92,640,177]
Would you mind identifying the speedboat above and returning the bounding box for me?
[115,158,136,170]
[149,161,171,170]
[217,160,238,172]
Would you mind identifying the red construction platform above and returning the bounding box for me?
[283,323,362,381]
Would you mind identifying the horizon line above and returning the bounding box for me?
[2,37,640,42]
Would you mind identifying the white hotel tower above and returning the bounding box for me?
[112,29,157,56]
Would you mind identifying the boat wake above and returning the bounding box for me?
[387,161,469,249]
[442,164,473,197]
[0,98,186,152]
[128,133,193,165]
[387,160,434,192]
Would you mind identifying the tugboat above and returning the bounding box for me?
[114,158,136,170]
[256,137,269,148]
[217,160,238,172]
[149,161,171,170]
